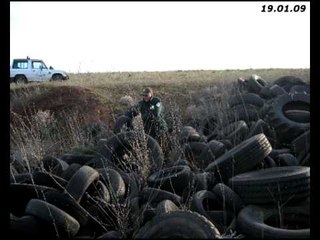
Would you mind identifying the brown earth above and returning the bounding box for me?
[10,85,114,128]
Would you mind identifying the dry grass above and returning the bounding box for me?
[9,68,310,237]
[10,68,310,172]
[10,68,310,118]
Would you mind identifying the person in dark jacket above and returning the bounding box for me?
[136,87,168,140]
[126,87,168,144]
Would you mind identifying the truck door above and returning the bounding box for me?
[32,60,53,81]
[31,60,46,81]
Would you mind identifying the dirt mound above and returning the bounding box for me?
[10,85,114,128]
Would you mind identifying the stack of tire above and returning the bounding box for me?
[10,75,310,239]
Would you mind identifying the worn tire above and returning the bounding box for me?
[147,165,194,196]
[273,75,307,92]
[133,211,220,238]
[229,166,310,204]
[97,168,126,200]
[229,93,264,108]
[291,130,310,164]
[205,133,272,182]
[266,93,310,144]
[212,183,244,214]
[44,190,91,227]
[97,131,164,173]
[140,187,182,207]
[155,199,179,215]
[66,165,100,203]
[237,204,309,238]
[24,199,80,238]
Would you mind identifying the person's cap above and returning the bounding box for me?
[141,87,153,96]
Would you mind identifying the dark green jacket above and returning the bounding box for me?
[136,97,168,135]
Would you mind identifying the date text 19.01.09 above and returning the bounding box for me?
[261,4,306,13]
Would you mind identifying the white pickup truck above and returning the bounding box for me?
[10,57,69,83]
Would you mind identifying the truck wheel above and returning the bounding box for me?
[15,76,27,84]
[52,74,63,81]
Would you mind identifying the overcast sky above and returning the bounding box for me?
[10,1,310,73]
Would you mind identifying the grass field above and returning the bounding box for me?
[9,68,310,238]
[10,68,310,157]
[10,68,310,117]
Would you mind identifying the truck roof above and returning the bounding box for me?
[13,58,43,61]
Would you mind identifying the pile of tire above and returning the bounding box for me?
[10,75,310,239]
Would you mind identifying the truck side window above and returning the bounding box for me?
[13,60,28,69]
[32,61,42,69]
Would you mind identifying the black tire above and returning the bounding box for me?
[10,173,32,183]
[140,203,157,225]
[173,159,191,167]
[237,204,309,238]
[200,117,219,137]
[273,75,307,92]
[246,74,267,94]
[10,215,46,239]
[61,163,82,181]
[229,93,264,108]
[267,93,310,144]
[31,171,68,191]
[24,199,80,238]
[263,156,277,168]
[206,210,235,234]
[252,120,277,147]
[10,183,57,217]
[10,157,28,174]
[140,187,182,207]
[66,165,100,203]
[155,199,179,215]
[97,230,123,239]
[88,180,111,203]
[183,141,208,168]
[274,153,299,166]
[190,190,225,228]
[97,168,126,201]
[218,139,233,150]
[51,74,64,81]
[212,183,245,214]
[117,170,140,201]
[291,130,310,164]
[113,115,133,133]
[15,75,27,84]
[44,190,91,227]
[60,154,96,165]
[205,133,272,183]
[289,84,310,94]
[199,140,226,167]
[84,155,114,169]
[228,166,310,204]
[179,126,202,144]
[269,148,292,159]
[226,104,261,123]
[193,172,215,191]
[259,86,273,99]
[300,152,310,166]
[284,109,310,123]
[133,211,220,238]
[218,120,249,145]
[270,84,287,97]
[147,165,194,196]
[42,156,69,176]
[247,119,268,137]
[97,131,164,174]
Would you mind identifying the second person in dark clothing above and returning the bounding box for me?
[135,87,168,141]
